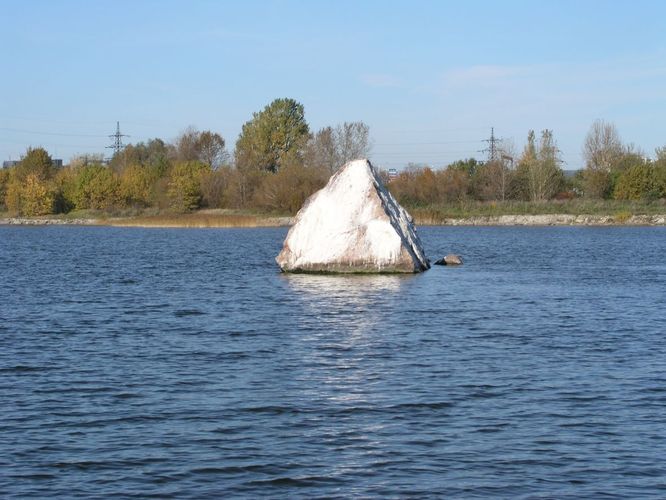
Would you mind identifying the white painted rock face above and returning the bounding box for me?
[276,159,430,273]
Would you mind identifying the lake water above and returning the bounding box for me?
[1,225,665,498]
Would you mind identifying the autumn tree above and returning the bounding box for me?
[224,168,265,209]
[437,158,479,203]
[387,166,441,206]
[53,166,78,213]
[582,120,624,198]
[386,169,420,206]
[167,161,211,211]
[172,127,199,163]
[514,130,564,201]
[20,174,55,216]
[534,130,564,200]
[4,177,22,215]
[513,131,537,200]
[172,128,228,169]
[15,147,54,181]
[71,164,120,210]
[386,164,472,206]
[119,163,161,207]
[5,174,55,216]
[449,158,480,177]
[334,121,371,166]
[613,162,660,201]
[472,160,508,201]
[411,167,439,205]
[4,147,57,215]
[0,169,9,211]
[70,153,105,169]
[110,139,170,174]
[438,167,470,203]
[613,149,666,201]
[234,98,310,173]
[655,153,666,199]
[305,122,372,174]
[253,163,328,213]
[200,167,232,208]
[655,147,666,194]
[304,126,338,173]
[198,131,229,169]
[655,146,666,163]
[583,120,623,171]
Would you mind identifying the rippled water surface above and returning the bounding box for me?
[1,226,665,498]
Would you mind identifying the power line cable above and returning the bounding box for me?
[374,140,483,146]
[0,126,108,138]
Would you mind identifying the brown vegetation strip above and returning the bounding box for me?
[4,212,666,227]
[106,213,293,228]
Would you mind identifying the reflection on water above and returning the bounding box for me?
[282,273,413,337]
[281,274,416,412]
[282,273,410,303]
[281,274,415,426]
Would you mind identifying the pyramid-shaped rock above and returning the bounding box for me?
[276,159,430,273]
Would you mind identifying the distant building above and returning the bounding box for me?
[2,159,62,168]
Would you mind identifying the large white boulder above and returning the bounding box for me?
[276,159,430,273]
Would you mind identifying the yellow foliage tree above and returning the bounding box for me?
[119,164,159,207]
[53,167,78,213]
[167,161,211,211]
[9,174,55,216]
[5,178,22,215]
[0,169,9,211]
[72,165,120,210]
[23,174,55,215]
[253,163,327,214]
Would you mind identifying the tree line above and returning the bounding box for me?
[0,98,371,216]
[1,100,665,217]
[390,121,666,207]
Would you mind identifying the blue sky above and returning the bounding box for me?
[2,0,665,169]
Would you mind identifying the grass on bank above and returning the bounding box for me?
[105,209,292,228]
[408,199,666,223]
[0,208,293,227]
[2,199,665,226]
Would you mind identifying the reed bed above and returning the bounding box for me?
[107,211,292,228]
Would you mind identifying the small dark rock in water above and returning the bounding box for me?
[434,254,463,266]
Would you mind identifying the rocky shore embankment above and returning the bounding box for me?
[2,213,665,227]
[0,217,100,226]
[425,214,666,226]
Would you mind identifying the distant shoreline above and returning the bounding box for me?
[419,214,666,226]
[2,213,665,227]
